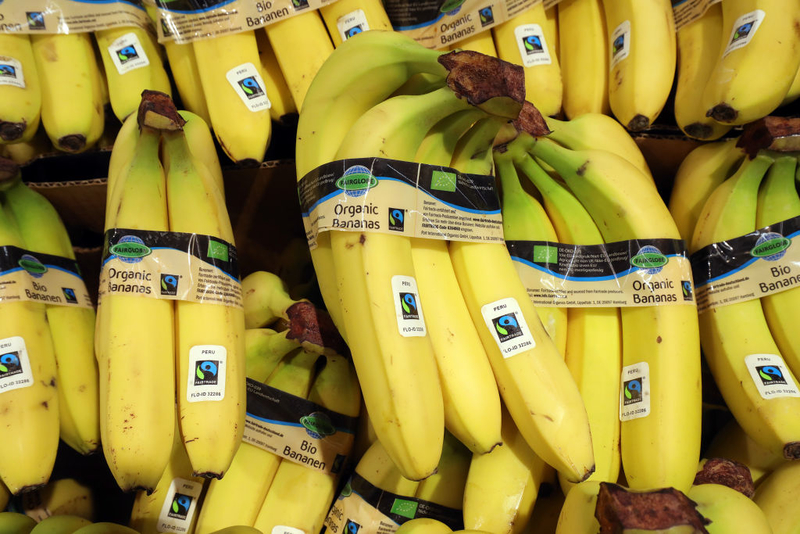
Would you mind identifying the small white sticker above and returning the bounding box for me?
[480,297,536,359]
[106,32,150,75]
[0,57,25,89]
[272,526,306,534]
[514,24,552,67]
[225,62,272,112]
[610,20,631,70]
[619,362,650,421]
[156,478,203,533]
[186,345,227,403]
[391,275,426,337]
[0,336,34,394]
[337,9,370,42]
[723,10,766,57]
[745,354,800,400]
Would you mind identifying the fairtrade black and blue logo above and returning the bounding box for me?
[345,25,364,39]
[399,292,419,320]
[0,352,23,379]
[27,12,45,30]
[345,519,361,534]
[160,274,179,296]
[116,45,140,64]
[756,365,788,386]
[161,18,173,38]
[613,35,625,57]
[388,208,405,232]
[681,280,693,302]
[479,6,494,26]
[522,34,543,55]
[167,493,192,520]
[623,378,643,405]
[62,287,78,303]
[291,0,310,10]
[732,22,753,43]
[0,64,16,78]
[492,314,522,343]
[237,76,264,100]
[194,360,219,386]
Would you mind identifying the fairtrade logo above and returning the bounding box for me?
[345,25,364,39]
[522,34,543,55]
[440,0,466,15]
[194,360,219,386]
[167,493,192,520]
[0,64,16,78]
[18,254,47,278]
[388,208,405,232]
[336,165,377,198]
[161,18,173,37]
[300,411,336,439]
[344,519,361,534]
[751,232,790,261]
[479,6,494,26]
[26,12,45,30]
[623,378,643,405]
[116,45,139,64]
[110,235,151,264]
[756,365,788,386]
[399,292,419,320]
[237,76,265,100]
[681,280,694,302]
[630,245,668,274]
[613,34,625,56]
[0,352,22,378]
[732,22,753,43]
[160,274,179,296]
[291,0,310,10]
[62,287,78,303]
[492,314,522,343]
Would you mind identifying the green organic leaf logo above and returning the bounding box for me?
[390,498,418,519]
[751,237,791,258]
[207,239,229,262]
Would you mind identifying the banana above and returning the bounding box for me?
[603,0,676,131]
[163,41,211,126]
[0,128,51,165]
[0,479,8,510]
[1,178,99,455]
[414,430,471,510]
[492,3,563,117]
[20,478,94,522]
[30,515,92,534]
[94,26,172,122]
[251,354,360,534]
[704,418,786,486]
[0,512,37,534]
[162,127,245,479]
[263,11,335,110]
[129,419,206,534]
[0,33,41,143]
[554,480,601,534]
[355,439,421,497]
[755,155,800,378]
[179,111,225,199]
[0,187,59,495]
[319,0,393,47]
[688,483,772,534]
[496,149,567,356]
[192,30,271,165]
[674,3,732,141]
[30,33,104,153]
[96,117,175,493]
[207,528,262,534]
[193,348,319,534]
[462,406,548,534]
[396,518,453,534]
[526,136,702,493]
[507,145,622,493]
[448,31,497,56]
[254,30,297,123]
[242,271,301,329]
[781,65,800,108]
[557,0,609,118]
[244,329,298,382]
[703,0,800,125]
[668,138,746,245]
[753,461,800,533]
[691,153,800,461]
[72,523,138,534]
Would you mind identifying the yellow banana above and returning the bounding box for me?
[29,514,92,534]
[0,512,36,534]
[20,478,94,522]
[254,31,297,123]
[396,519,452,534]
[414,430,471,510]
[753,461,800,534]
[554,480,601,534]
[689,483,772,534]
[448,31,497,56]
[0,33,41,143]
[704,418,786,486]
[163,41,211,126]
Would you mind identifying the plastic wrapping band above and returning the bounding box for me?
[672,0,722,31]
[0,245,93,308]
[0,0,151,34]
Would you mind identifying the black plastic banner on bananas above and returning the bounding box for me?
[691,215,800,314]
[299,158,504,250]
[0,0,150,34]
[242,378,357,475]
[99,228,243,308]
[324,472,463,534]
[147,0,335,44]
[506,238,696,308]
[0,246,92,309]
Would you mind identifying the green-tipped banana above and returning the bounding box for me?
[30,515,92,534]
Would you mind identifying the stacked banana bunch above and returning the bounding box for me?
[0,23,170,155]
[0,158,99,495]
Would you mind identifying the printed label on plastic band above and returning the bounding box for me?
[514,23,551,67]
[0,337,34,394]
[99,228,242,309]
[723,10,765,57]
[672,0,722,32]
[186,345,227,403]
[20,488,52,521]
[382,0,562,50]
[0,57,25,89]
[226,62,271,112]
[107,32,150,75]
[151,0,333,44]
[745,354,800,400]
[0,246,93,309]
[156,478,203,533]
[324,473,464,534]
[337,9,370,41]
[242,378,357,475]
[272,527,305,534]
[620,362,650,422]
[481,297,536,358]
[298,158,503,251]
[610,19,631,70]
[691,216,800,313]
[508,239,696,308]
[392,275,426,337]
[0,0,151,34]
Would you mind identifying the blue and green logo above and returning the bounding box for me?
[756,365,787,386]
[110,235,151,264]
[337,165,377,197]
[400,292,419,320]
[523,35,543,55]
[440,0,466,15]
[18,254,47,278]
[479,6,494,26]
[631,245,668,274]
[0,64,16,78]
[492,314,522,342]
[732,22,753,43]
[751,232,790,261]
[0,352,22,378]
[300,411,336,439]
[389,208,405,232]
[623,378,642,405]
[194,360,219,386]
[167,493,192,520]
[238,76,265,100]
[116,45,139,64]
